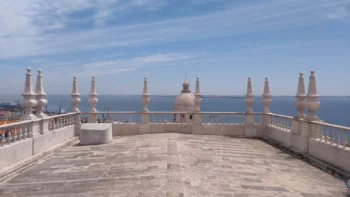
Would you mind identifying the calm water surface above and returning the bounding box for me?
[0,95,349,127]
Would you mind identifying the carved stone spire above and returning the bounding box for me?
[245,77,254,113]
[71,76,81,112]
[142,76,150,113]
[194,76,202,113]
[88,76,98,123]
[20,68,38,120]
[306,70,320,121]
[261,77,271,114]
[294,72,306,120]
[35,69,48,118]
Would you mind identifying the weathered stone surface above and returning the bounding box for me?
[0,134,348,197]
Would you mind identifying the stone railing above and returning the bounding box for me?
[0,113,77,176]
[267,114,293,131]
[0,113,77,147]
[0,120,33,146]
[201,112,245,124]
[312,121,350,147]
[47,113,77,131]
[79,111,263,125]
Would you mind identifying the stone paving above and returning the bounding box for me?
[0,134,348,197]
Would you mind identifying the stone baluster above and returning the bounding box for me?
[306,71,320,121]
[88,76,98,123]
[17,125,23,141]
[1,131,5,145]
[294,72,306,120]
[12,126,18,143]
[342,129,347,147]
[20,68,38,121]
[262,77,271,114]
[193,76,202,125]
[35,69,48,118]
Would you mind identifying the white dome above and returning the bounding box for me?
[173,92,195,112]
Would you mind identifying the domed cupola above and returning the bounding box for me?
[173,80,195,122]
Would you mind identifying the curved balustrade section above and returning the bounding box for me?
[201,112,245,125]
[78,112,261,125]
[267,114,293,131]
[312,121,350,148]
[0,120,33,147]
[80,112,142,124]
[46,113,76,131]
[149,112,191,124]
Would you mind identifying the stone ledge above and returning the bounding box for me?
[259,136,350,181]
[0,137,78,180]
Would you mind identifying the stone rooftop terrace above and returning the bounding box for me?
[0,134,347,197]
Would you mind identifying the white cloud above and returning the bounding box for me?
[0,0,350,59]
[327,7,349,19]
[76,53,192,77]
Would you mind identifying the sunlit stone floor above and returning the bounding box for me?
[0,134,348,197]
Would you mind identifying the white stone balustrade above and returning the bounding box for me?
[2,70,350,177]
[313,122,349,147]
[201,112,246,125]
[0,121,32,146]
[268,114,293,131]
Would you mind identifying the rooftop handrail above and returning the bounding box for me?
[311,121,350,130]
[200,112,246,114]
[0,120,33,129]
[42,112,77,120]
[80,111,210,114]
[267,113,293,119]
[79,111,253,114]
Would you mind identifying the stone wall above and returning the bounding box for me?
[112,123,254,137]
[33,125,75,154]
[265,123,350,174]
[0,125,76,176]
[308,138,350,173]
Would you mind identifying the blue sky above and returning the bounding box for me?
[0,0,349,96]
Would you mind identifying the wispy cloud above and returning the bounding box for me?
[327,7,349,19]
[76,53,192,77]
[1,0,350,60]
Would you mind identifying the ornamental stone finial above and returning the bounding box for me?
[306,70,320,121]
[71,76,81,112]
[142,76,150,113]
[88,76,98,123]
[245,77,254,113]
[294,72,306,120]
[194,76,202,113]
[261,77,271,114]
[35,69,48,118]
[20,67,38,120]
